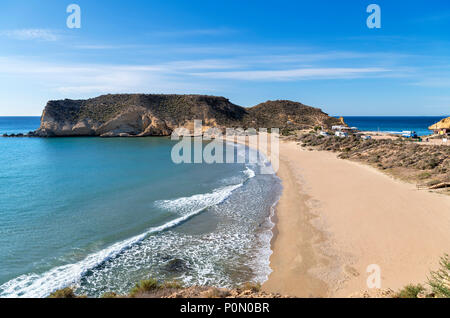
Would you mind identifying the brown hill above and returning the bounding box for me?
[33,94,339,137]
[244,100,339,130]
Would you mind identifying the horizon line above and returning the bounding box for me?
[0,114,448,117]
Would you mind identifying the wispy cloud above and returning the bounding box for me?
[72,44,126,50]
[414,11,450,23]
[0,29,60,41]
[191,67,390,81]
[72,44,152,50]
[0,47,421,96]
[413,78,450,88]
[149,27,236,37]
[0,57,219,94]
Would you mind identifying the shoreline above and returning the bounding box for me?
[226,136,330,296]
[262,140,450,297]
[262,151,329,297]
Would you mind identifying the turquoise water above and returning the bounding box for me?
[0,117,40,135]
[0,118,281,297]
[341,116,448,136]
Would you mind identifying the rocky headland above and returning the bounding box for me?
[3,94,340,137]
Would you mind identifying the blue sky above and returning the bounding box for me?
[0,0,449,116]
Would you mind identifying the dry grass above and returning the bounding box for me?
[129,278,184,298]
[48,287,86,298]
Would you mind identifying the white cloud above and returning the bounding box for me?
[149,27,236,37]
[72,44,124,50]
[413,78,450,88]
[0,29,60,41]
[0,48,414,96]
[414,11,450,23]
[191,67,391,81]
[0,57,218,94]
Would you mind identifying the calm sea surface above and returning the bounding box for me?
[0,117,281,297]
[341,116,448,136]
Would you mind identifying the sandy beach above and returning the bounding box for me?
[262,140,450,297]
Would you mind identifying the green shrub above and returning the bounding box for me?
[239,282,261,292]
[129,278,183,297]
[48,287,77,298]
[281,128,294,136]
[418,172,432,180]
[101,292,118,298]
[161,280,183,289]
[130,278,160,296]
[395,284,425,298]
[428,254,450,298]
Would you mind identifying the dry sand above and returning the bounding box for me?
[262,140,450,297]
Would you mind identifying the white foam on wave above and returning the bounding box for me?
[243,166,256,179]
[222,140,280,285]
[221,139,280,284]
[251,191,281,284]
[225,140,275,176]
[0,231,146,298]
[0,141,279,298]
[236,142,280,284]
[0,183,245,298]
[155,183,243,215]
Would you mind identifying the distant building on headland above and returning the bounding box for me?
[332,125,358,133]
[429,117,450,136]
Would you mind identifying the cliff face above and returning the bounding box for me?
[35,94,339,137]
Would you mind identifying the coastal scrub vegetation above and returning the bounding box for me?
[395,284,426,298]
[297,133,450,191]
[395,254,450,298]
[47,279,282,298]
[238,282,261,293]
[48,287,86,298]
[281,128,296,136]
[100,292,119,298]
[129,278,184,297]
[428,254,450,298]
[126,278,276,298]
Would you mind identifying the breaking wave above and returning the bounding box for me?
[0,182,247,298]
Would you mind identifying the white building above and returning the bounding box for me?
[335,131,348,138]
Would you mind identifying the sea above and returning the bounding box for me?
[0,115,446,298]
[341,116,448,136]
[0,117,281,297]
